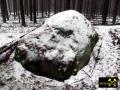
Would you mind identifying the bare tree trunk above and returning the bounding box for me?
[29,0,32,21]
[41,0,44,18]
[54,0,57,14]
[13,0,17,19]
[48,0,51,17]
[90,0,96,19]
[66,0,70,10]
[71,0,75,9]
[102,0,110,25]
[59,0,62,12]
[0,0,7,22]
[33,0,37,23]
[77,0,83,13]
[4,0,9,20]
[20,0,26,26]
[112,0,120,24]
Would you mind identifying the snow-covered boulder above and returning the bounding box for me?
[14,10,98,81]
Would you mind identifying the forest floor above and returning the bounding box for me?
[0,15,46,47]
[0,16,120,90]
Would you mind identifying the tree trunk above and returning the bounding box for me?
[0,0,7,22]
[102,0,110,25]
[66,0,70,10]
[48,0,51,17]
[77,0,83,13]
[29,0,32,21]
[33,0,37,23]
[41,0,44,18]
[90,0,96,19]
[20,0,26,26]
[112,0,120,24]
[4,0,9,20]
[71,0,75,9]
[54,0,57,14]
[13,0,17,19]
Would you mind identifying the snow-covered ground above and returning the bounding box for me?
[0,16,46,47]
[65,25,120,89]
[0,25,120,90]
[0,14,120,89]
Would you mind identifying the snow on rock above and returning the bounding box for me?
[14,10,98,81]
[16,10,97,63]
[42,10,97,63]
[45,10,92,32]
[65,26,120,89]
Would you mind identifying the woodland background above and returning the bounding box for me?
[0,0,120,26]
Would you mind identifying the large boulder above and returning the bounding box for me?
[14,10,98,81]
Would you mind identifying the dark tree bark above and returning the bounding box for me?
[17,0,21,23]
[0,0,8,22]
[36,0,39,16]
[7,0,11,15]
[54,0,57,14]
[112,0,120,24]
[102,0,110,25]
[71,0,75,9]
[63,0,66,10]
[13,0,17,19]
[29,0,33,21]
[48,0,51,17]
[33,0,37,23]
[59,0,62,12]
[77,0,83,13]
[86,0,90,18]
[90,0,96,18]
[4,0,9,20]
[24,0,29,16]
[66,0,70,10]
[41,0,44,18]
[20,0,26,26]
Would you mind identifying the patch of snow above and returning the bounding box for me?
[13,61,28,80]
[21,10,96,64]
[0,33,22,47]
[64,26,120,89]
[17,43,28,51]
